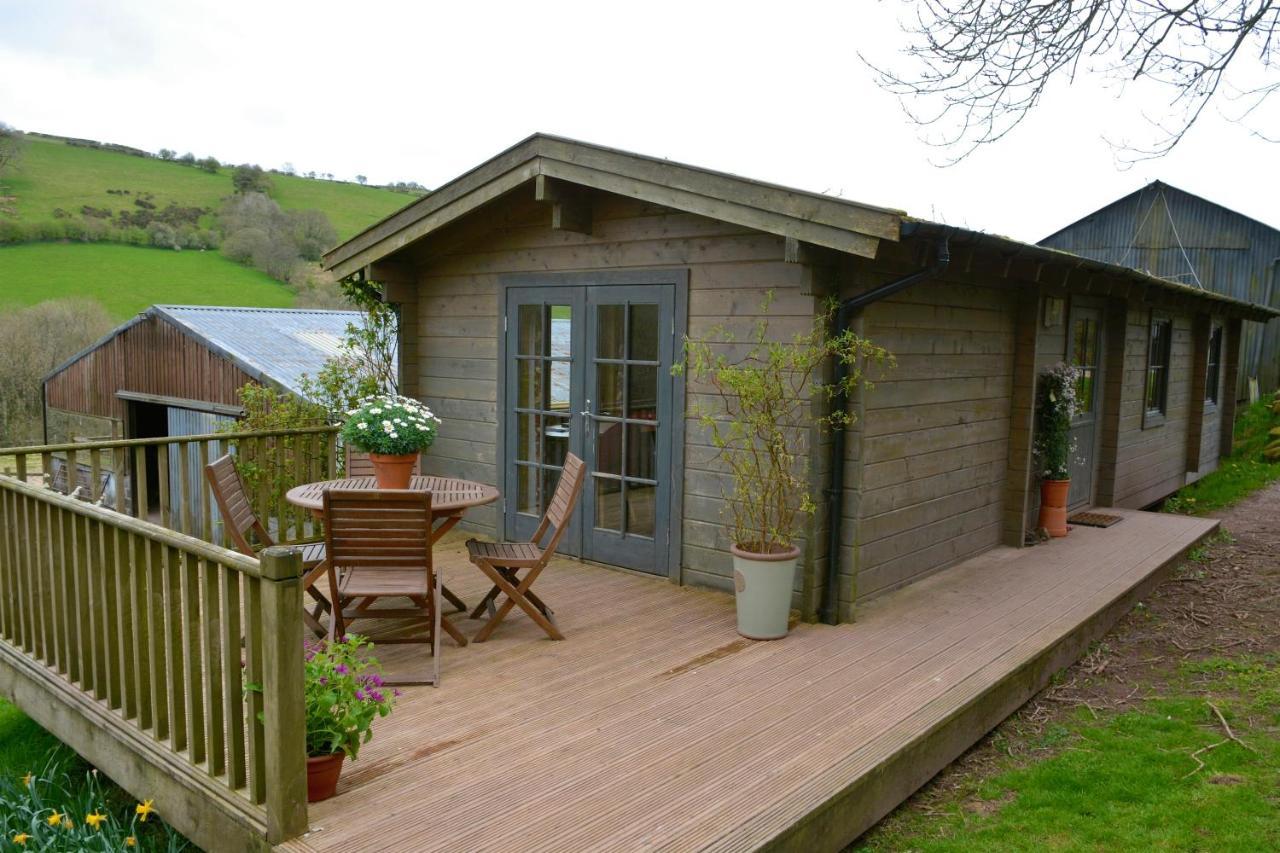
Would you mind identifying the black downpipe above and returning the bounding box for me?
[820,235,951,625]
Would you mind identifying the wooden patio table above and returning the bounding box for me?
[285,475,499,644]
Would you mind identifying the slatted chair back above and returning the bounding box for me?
[345,448,421,479]
[324,489,433,575]
[532,453,586,558]
[205,454,271,556]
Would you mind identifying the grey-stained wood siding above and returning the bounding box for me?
[408,192,814,595]
[842,278,1017,603]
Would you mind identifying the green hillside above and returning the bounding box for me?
[7,136,412,240]
[0,242,294,319]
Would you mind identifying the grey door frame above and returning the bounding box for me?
[1065,298,1106,509]
[497,269,689,582]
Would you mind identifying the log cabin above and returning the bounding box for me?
[322,135,1278,624]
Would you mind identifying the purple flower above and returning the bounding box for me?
[355,689,366,701]
[367,689,384,703]
[392,688,402,698]
[318,677,328,686]
[362,673,384,688]
[334,664,349,676]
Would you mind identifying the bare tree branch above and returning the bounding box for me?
[866,1,1279,162]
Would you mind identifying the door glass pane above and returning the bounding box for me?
[629,304,659,361]
[516,359,543,409]
[516,413,537,463]
[542,416,570,467]
[518,305,542,356]
[628,365,658,419]
[626,423,657,480]
[516,465,538,515]
[549,360,571,410]
[596,304,624,359]
[1075,368,1095,415]
[596,420,623,475]
[626,482,656,538]
[595,477,623,532]
[597,364,624,416]
[549,306,572,357]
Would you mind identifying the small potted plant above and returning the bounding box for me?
[676,294,892,639]
[1033,362,1079,537]
[340,395,441,488]
[301,635,397,802]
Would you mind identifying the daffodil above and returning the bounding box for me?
[21,772,33,787]
[46,810,63,826]
[12,833,30,846]
[125,837,137,847]
[136,799,155,822]
[85,810,107,829]
[60,817,73,830]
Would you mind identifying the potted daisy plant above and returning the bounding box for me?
[340,395,441,488]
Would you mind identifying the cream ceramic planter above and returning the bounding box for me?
[730,544,800,640]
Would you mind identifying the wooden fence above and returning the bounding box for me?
[0,426,340,548]
[0,473,308,848]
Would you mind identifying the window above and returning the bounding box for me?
[1205,324,1222,405]
[1145,315,1172,418]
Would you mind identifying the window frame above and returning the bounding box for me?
[1204,322,1223,410]
[1143,312,1172,428]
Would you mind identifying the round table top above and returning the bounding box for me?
[285,476,500,514]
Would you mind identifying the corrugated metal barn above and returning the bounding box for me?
[42,305,362,523]
[1041,181,1280,397]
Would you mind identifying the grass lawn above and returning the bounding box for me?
[1162,397,1280,515]
[8,136,413,240]
[0,242,295,319]
[0,699,72,780]
[856,660,1280,851]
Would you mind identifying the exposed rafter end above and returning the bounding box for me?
[535,174,593,235]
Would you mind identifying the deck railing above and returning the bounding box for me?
[0,473,307,847]
[0,425,340,548]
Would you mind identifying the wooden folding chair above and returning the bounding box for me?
[344,448,420,478]
[205,454,331,637]
[324,489,448,686]
[466,453,586,642]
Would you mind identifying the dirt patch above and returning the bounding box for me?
[872,481,1280,817]
[658,639,752,679]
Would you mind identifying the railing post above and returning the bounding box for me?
[258,545,308,842]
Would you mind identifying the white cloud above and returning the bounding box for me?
[1,0,1275,241]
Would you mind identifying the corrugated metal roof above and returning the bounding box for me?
[151,305,378,397]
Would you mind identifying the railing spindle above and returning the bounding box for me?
[170,546,191,756]
[158,447,171,531]
[114,525,138,721]
[99,519,122,710]
[178,441,193,536]
[200,440,214,545]
[130,531,152,731]
[113,446,127,513]
[222,567,246,788]
[90,448,102,503]
[244,574,266,805]
[133,446,149,521]
[146,538,170,741]
[203,558,225,777]
[57,500,76,682]
[74,513,94,694]
[181,547,202,763]
[66,448,77,498]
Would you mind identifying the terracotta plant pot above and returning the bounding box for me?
[1037,479,1071,538]
[729,543,801,640]
[369,452,418,489]
[306,752,345,802]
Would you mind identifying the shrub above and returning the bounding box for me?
[293,635,397,759]
[1033,362,1079,481]
[197,156,219,173]
[675,294,892,551]
[231,164,272,195]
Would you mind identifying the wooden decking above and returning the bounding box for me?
[281,508,1216,852]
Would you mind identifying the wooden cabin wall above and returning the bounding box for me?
[44,315,255,428]
[843,277,1017,604]
[1110,310,1196,508]
[408,192,818,601]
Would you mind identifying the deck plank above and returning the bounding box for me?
[281,509,1216,852]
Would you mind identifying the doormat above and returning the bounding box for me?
[1068,511,1123,528]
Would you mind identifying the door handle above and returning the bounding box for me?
[579,398,593,420]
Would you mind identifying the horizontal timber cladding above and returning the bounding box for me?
[1111,309,1196,508]
[44,314,256,423]
[408,191,818,598]
[841,277,1018,604]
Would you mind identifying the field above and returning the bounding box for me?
[6,136,413,240]
[0,242,295,319]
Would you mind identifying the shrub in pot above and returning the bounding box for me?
[299,635,397,802]
[676,294,892,638]
[1033,362,1080,537]
[340,395,441,488]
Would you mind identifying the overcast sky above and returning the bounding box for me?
[2,0,1276,243]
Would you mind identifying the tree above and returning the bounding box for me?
[281,162,296,175]
[158,148,175,160]
[290,208,338,261]
[198,156,220,173]
[0,299,113,445]
[231,163,272,194]
[0,122,26,185]
[177,152,196,165]
[355,174,367,185]
[869,1,1280,161]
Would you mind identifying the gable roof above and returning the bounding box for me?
[324,136,1278,321]
[46,305,372,398]
[322,134,905,278]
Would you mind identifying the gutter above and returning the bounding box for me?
[820,230,951,625]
